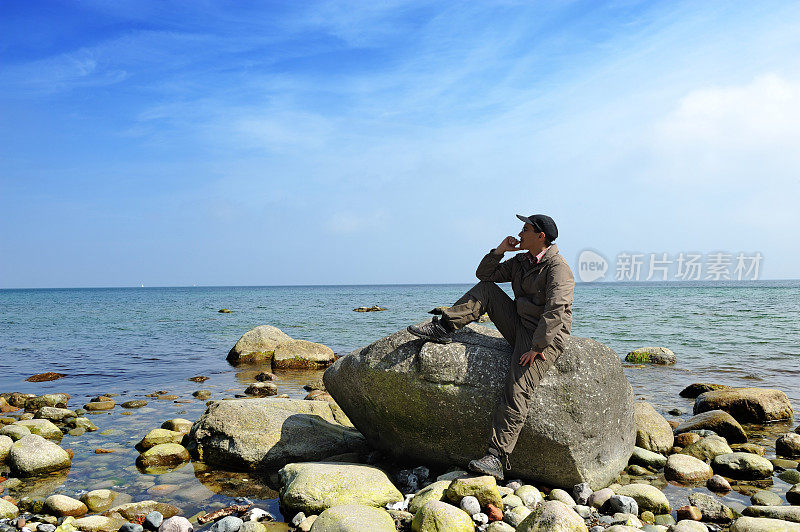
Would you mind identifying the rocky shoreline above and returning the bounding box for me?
[2,324,799,532]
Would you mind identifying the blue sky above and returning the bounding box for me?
[2,1,800,287]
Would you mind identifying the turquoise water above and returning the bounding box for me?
[1,281,799,518]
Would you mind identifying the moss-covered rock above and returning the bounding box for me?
[411,500,474,532]
[615,484,670,514]
[517,500,587,532]
[136,429,185,451]
[279,462,403,514]
[310,504,396,531]
[625,347,675,365]
[445,476,503,510]
[272,340,335,369]
[409,481,450,514]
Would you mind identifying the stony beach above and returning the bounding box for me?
[2,316,800,532]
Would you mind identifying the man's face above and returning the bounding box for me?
[518,223,544,251]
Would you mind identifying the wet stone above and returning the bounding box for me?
[121,401,148,409]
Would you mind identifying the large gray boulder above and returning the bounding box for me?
[187,398,366,471]
[324,323,635,489]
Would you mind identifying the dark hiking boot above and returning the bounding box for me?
[407,317,453,344]
[468,453,504,481]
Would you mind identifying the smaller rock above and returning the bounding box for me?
[460,496,481,516]
[487,504,503,522]
[547,488,576,506]
[776,433,800,458]
[604,495,638,516]
[630,447,667,469]
[502,494,522,509]
[80,490,117,513]
[779,469,800,484]
[712,452,773,480]
[120,523,144,532]
[474,512,489,525]
[121,401,147,409]
[136,429,184,452]
[209,516,242,532]
[677,506,702,521]
[514,485,543,509]
[588,488,614,509]
[244,383,277,397]
[503,505,532,527]
[43,495,87,518]
[750,490,782,507]
[573,483,592,506]
[665,454,714,483]
[158,516,192,532]
[675,433,702,447]
[787,484,800,505]
[144,512,163,531]
[680,384,729,398]
[25,373,67,382]
[730,443,765,456]
[625,347,676,365]
[672,520,708,532]
[688,493,734,524]
[706,475,731,493]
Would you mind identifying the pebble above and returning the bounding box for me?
[144,512,163,531]
[750,490,782,506]
[677,506,702,521]
[604,495,638,516]
[120,524,144,532]
[38,526,56,532]
[573,482,592,505]
[505,480,523,490]
[575,505,592,518]
[460,496,481,516]
[473,513,489,525]
[588,488,614,509]
[290,514,305,527]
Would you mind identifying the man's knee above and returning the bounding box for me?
[468,280,503,300]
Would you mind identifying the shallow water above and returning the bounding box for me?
[1,281,799,521]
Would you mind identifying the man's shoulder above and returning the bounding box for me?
[547,252,575,279]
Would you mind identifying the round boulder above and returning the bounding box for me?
[680,436,733,462]
[615,484,671,514]
[310,504,396,532]
[136,429,185,451]
[227,325,292,365]
[694,388,793,423]
[8,434,71,476]
[665,454,714,483]
[712,452,773,480]
[634,403,674,454]
[411,500,474,532]
[43,494,88,517]
[625,347,676,365]
[675,410,747,444]
[324,325,635,489]
[517,500,588,532]
[135,443,191,469]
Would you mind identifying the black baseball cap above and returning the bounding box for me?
[516,214,558,242]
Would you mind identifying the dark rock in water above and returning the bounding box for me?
[675,411,747,444]
[352,306,388,312]
[25,373,67,382]
[323,323,635,489]
[693,388,793,423]
[680,384,729,399]
[218,309,232,313]
[244,383,277,397]
[256,372,277,382]
[189,376,209,383]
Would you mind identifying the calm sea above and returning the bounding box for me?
[1,281,799,517]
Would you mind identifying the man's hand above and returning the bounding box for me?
[495,236,520,254]
[519,349,546,366]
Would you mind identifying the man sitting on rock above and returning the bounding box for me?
[407,213,574,480]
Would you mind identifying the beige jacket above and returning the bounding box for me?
[476,244,575,353]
